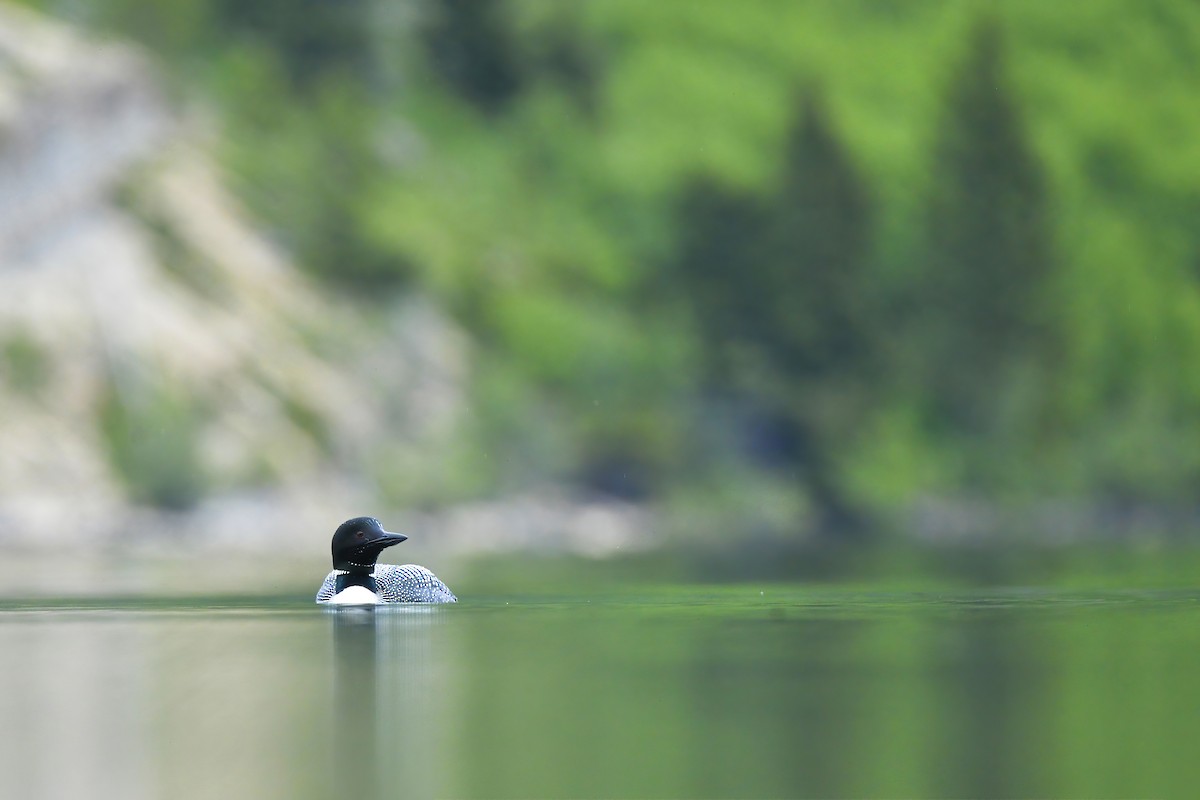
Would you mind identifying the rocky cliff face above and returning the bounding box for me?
[0,3,468,551]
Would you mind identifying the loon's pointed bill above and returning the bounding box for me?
[317,516,456,605]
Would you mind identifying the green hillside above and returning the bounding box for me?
[33,0,1200,538]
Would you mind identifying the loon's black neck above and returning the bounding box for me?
[335,571,380,594]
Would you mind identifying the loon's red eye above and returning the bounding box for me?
[355,531,366,539]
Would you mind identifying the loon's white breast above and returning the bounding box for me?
[327,584,381,605]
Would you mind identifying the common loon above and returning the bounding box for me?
[316,516,457,605]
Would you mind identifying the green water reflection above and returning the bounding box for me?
[0,584,1197,798]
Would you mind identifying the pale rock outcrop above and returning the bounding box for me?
[0,4,468,549]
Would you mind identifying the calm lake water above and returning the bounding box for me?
[1,567,1198,798]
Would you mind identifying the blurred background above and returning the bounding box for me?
[3,3,1200,799]
[1,0,1199,575]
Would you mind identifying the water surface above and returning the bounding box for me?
[1,582,1197,798]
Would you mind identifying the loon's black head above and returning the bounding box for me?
[331,516,408,573]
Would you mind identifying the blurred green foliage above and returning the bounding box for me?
[420,0,524,113]
[99,376,209,510]
[0,333,50,396]
[34,0,1200,534]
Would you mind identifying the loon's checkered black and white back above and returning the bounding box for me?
[316,564,457,604]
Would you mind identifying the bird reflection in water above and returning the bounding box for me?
[328,605,450,800]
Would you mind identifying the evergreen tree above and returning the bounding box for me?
[671,177,767,374]
[922,19,1055,436]
[672,87,876,537]
[760,87,876,536]
[764,87,874,381]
